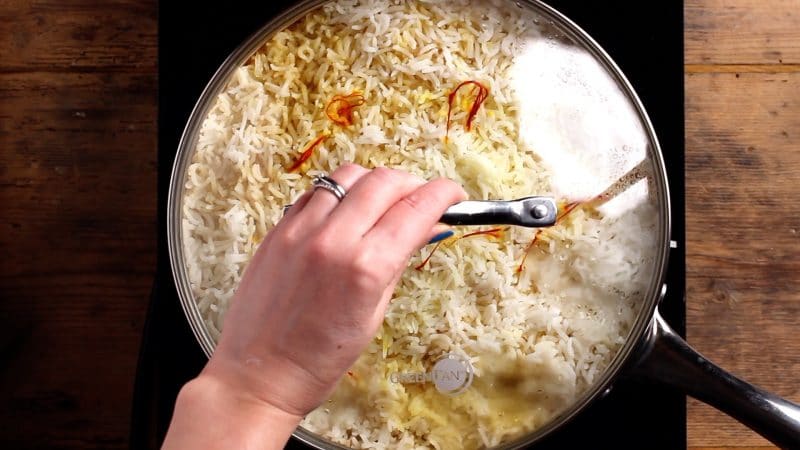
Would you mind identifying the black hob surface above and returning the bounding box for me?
[133,1,686,448]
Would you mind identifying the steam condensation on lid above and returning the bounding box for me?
[511,37,651,213]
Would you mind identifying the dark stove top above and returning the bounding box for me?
[133,1,685,448]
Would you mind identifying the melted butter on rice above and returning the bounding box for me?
[182,0,658,448]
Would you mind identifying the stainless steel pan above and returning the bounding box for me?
[167,1,800,447]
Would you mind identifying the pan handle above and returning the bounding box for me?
[630,307,800,449]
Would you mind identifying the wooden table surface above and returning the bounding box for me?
[1,1,798,448]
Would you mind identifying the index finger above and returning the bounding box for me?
[364,178,466,255]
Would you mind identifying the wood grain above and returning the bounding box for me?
[0,0,157,448]
[685,0,800,65]
[685,1,800,449]
[0,0,156,73]
[685,71,800,449]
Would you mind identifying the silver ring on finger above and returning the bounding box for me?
[312,175,347,202]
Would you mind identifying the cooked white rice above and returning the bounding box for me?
[181,0,658,448]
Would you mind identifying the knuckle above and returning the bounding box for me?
[331,163,368,188]
[274,221,304,249]
[370,166,397,183]
[400,189,429,214]
[304,230,337,261]
[398,178,464,216]
[383,257,405,277]
[335,162,361,178]
[348,249,385,292]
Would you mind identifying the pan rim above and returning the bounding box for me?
[166,1,673,448]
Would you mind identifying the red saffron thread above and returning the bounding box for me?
[415,227,507,271]
[460,227,507,240]
[445,81,489,140]
[415,240,444,271]
[287,134,328,173]
[516,230,542,274]
[516,201,583,273]
[326,92,365,126]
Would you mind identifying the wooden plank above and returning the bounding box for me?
[0,0,156,445]
[685,71,800,448]
[686,63,800,74]
[0,71,156,280]
[686,0,800,65]
[686,1,800,448]
[0,0,156,73]
[691,448,774,450]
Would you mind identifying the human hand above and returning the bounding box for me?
[200,164,466,418]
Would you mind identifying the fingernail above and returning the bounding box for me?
[427,230,454,245]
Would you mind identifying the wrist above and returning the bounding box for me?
[163,373,301,450]
[203,346,337,417]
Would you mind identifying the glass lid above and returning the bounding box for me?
[170,0,670,448]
